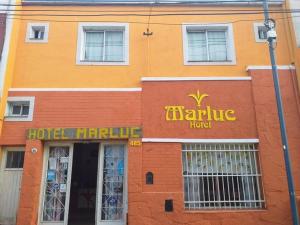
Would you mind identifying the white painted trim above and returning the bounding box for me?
[2,147,25,170]
[0,0,16,97]
[25,22,49,43]
[253,22,267,43]
[141,77,251,81]
[246,65,296,71]
[142,138,259,143]
[9,87,142,92]
[4,96,35,122]
[76,22,129,66]
[182,23,236,66]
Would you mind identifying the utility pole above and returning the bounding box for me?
[262,1,299,225]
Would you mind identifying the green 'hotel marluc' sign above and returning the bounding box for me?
[26,127,142,140]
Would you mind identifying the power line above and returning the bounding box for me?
[0,0,284,7]
[1,8,300,13]
[5,13,300,26]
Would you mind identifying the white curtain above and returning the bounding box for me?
[105,31,124,61]
[185,151,254,174]
[85,31,104,61]
[207,31,227,61]
[187,31,207,61]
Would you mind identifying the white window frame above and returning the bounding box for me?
[253,23,268,43]
[5,96,35,121]
[2,147,25,171]
[25,22,49,43]
[182,23,236,65]
[76,22,129,66]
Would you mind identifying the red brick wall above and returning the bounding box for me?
[142,80,258,139]
[1,91,141,145]
[126,70,300,225]
[4,70,300,225]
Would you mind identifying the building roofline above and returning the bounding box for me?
[22,0,284,6]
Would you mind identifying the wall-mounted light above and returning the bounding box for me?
[31,147,38,154]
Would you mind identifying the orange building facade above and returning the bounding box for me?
[0,1,300,225]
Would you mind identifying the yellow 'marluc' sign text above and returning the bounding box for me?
[164,91,236,129]
[26,127,142,140]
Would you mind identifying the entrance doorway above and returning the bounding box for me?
[39,142,127,225]
[68,143,99,225]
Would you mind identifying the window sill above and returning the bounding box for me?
[4,116,32,122]
[25,39,48,43]
[4,168,24,171]
[184,60,236,66]
[76,60,129,66]
[183,208,267,213]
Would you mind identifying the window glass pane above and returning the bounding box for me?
[187,31,207,61]
[6,151,25,169]
[22,105,30,115]
[105,31,124,62]
[258,26,267,40]
[101,145,124,220]
[31,26,45,39]
[11,105,21,115]
[207,31,227,61]
[85,31,104,61]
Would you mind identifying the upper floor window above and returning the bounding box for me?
[5,96,35,121]
[26,22,49,43]
[77,23,129,65]
[254,23,268,42]
[182,23,236,65]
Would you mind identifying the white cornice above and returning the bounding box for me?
[9,88,142,92]
[142,138,259,143]
[141,77,251,81]
[246,65,296,71]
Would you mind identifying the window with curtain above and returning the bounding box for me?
[182,143,265,210]
[187,29,228,62]
[84,30,124,62]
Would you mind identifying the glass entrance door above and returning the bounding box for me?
[40,143,74,225]
[96,144,126,225]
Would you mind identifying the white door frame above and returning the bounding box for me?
[38,142,74,225]
[96,141,128,225]
[0,147,25,225]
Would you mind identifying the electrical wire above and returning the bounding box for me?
[0,0,285,7]
[5,13,300,26]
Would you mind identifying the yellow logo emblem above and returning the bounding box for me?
[164,90,236,129]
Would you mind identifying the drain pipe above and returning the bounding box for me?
[262,0,299,224]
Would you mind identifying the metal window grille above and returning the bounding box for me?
[182,143,265,210]
[42,147,70,221]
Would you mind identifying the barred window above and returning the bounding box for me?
[182,143,265,210]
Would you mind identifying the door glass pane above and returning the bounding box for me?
[101,145,125,221]
[42,146,70,222]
